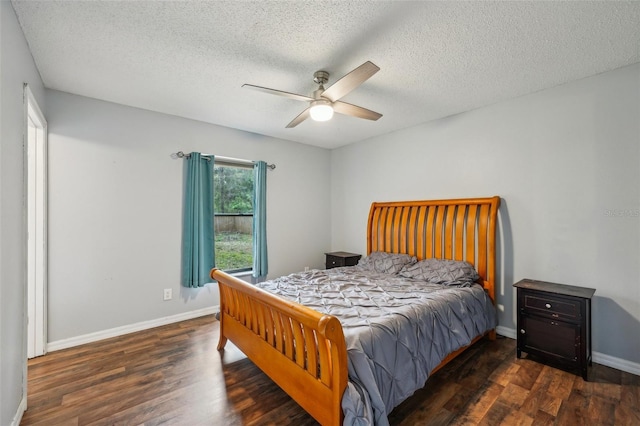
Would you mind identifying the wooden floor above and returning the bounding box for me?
[21,315,639,426]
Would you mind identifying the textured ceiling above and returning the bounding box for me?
[11,1,640,149]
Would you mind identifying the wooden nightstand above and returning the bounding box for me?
[514,279,595,380]
[325,251,361,269]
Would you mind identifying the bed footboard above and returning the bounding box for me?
[211,268,348,426]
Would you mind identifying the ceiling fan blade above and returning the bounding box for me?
[321,61,380,102]
[285,107,311,128]
[242,84,313,102]
[333,101,382,121]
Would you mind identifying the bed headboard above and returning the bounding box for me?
[367,196,501,300]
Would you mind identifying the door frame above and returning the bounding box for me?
[24,84,48,363]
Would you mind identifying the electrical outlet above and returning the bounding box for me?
[304,266,309,272]
[163,288,172,301]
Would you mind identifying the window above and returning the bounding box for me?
[213,163,254,273]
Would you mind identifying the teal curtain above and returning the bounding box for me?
[181,153,215,288]
[252,161,268,278]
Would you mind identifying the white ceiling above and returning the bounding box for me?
[11,1,640,149]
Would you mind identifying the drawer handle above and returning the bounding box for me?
[552,313,559,318]
[545,303,552,309]
[551,321,558,326]
[520,329,526,334]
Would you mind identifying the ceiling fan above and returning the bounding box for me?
[243,61,382,128]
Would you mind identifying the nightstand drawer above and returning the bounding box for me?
[520,315,579,361]
[523,293,580,319]
[326,255,343,268]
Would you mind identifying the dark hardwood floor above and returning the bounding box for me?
[21,315,639,425]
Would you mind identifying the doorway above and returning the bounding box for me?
[25,85,47,359]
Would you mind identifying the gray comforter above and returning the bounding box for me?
[257,266,497,425]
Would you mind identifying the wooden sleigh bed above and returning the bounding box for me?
[211,196,500,425]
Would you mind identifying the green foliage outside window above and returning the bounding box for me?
[213,166,254,214]
[215,233,252,271]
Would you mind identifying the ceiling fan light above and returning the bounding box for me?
[309,101,334,122]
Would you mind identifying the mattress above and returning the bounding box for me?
[257,265,497,425]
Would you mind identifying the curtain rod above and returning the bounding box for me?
[173,151,275,170]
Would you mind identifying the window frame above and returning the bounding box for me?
[213,162,254,274]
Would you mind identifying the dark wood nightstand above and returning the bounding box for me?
[514,279,595,380]
[325,251,361,269]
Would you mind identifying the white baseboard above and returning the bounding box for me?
[47,306,219,352]
[495,326,640,376]
[10,395,27,426]
[496,325,517,339]
[592,351,640,376]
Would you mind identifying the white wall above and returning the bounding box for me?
[0,2,47,424]
[331,64,640,366]
[45,90,331,342]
